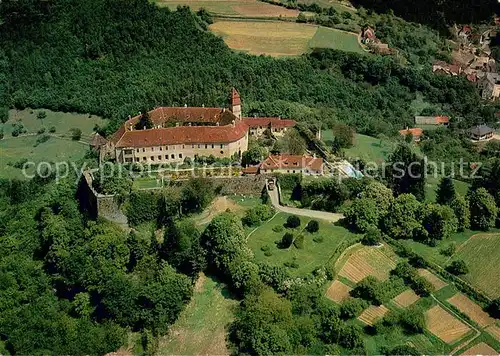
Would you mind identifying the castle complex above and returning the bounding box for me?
[106,88,295,164]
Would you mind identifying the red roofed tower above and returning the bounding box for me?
[231,87,241,119]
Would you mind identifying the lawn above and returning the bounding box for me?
[156,0,299,17]
[0,109,106,179]
[209,20,363,57]
[453,233,500,299]
[247,213,357,276]
[308,26,364,54]
[158,273,237,355]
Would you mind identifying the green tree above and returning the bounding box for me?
[362,226,382,246]
[420,203,457,242]
[446,259,469,275]
[332,123,355,149]
[181,178,215,214]
[351,276,383,305]
[201,212,252,278]
[436,177,456,205]
[37,110,47,120]
[306,219,319,233]
[487,298,500,319]
[344,197,379,232]
[358,180,393,216]
[286,215,301,228]
[242,145,264,166]
[383,193,421,239]
[340,298,367,319]
[450,194,470,231]
[386,144,426,201]
[92,164,132,196]
[280,232,294,248]
[468,188,498,230]
[70,128,82,141]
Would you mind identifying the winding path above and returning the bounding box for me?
[266,179,343,223]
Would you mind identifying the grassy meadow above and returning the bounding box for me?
[309,26,365,54]
[0,109,105,179]
[247,212,357,276]
[156,0,299,16]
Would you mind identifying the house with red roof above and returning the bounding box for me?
[399,127,423,142]
[259,154,324,175]
[104,89,297,164]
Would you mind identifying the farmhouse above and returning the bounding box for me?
[415,116,449,126]
[478,73,500,101]
[469,124,494,141]
[105,89,296,164]
[259,154,324,175]
[432,60,461,76]
[399,127,423,142]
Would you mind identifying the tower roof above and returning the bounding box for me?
[231,87,241,106]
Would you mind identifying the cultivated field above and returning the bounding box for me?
[247,212,357,276]
[486,324,500,341]
[209,20,363,57]
[460,342,498,355]
[417,269,447,291]
[358,305,389,326]
[156,0,299,17]
[425,305,472,344]
[337,244,398,284]
[392,289,420,309]
[325,279,352,303]
[454,233,500,299]
[158,273,237,355]
[447,293,495,328]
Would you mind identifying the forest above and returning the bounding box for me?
[0,0,498,139]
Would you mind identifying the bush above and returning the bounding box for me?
[340,299,367,319]
[272,225,284,233]
[71,128,82,141]
[440,243,456,257]
[313,236,324,243]
[0,128,3,140]
[37,111,47,120]
[49,126,56,133]
[33,134,51,147]
[410,276,433,296]
[280,232,294,248]
[284,258,299,269]
[293,234,304,249]
[37,127,46,134]
[306,220,319,233]
[286,215,301,228]
[9,158,29,169]
[486,298,500,319]
[361,227,382,246]
[0,107,8,123]
[242,204,275,227]
[446,260,469,275]
[399,307,425,334]
[260,245,270,252]
[264,250,272,257]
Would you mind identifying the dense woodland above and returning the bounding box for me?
[0,0,498,138]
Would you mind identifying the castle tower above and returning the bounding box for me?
[231,88,241,119]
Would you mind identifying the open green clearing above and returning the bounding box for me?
[247,212,357,276]
[424,175,470,203]
[158,273,237,355]
[309,26,365,54]
[0,109,105,179]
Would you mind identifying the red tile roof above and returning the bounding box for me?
[125,107,237,129]
[231,88,241,106]
[435,116,450,124]
[115,121,248,148]
[261,154,323,171]
[399,128,423,137]
[242,117,296,128]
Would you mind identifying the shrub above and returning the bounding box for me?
[487,298,500,319]
[410,276,433,296]
[340,299,368,319]
[306,220,319,233]
[0,128,3,140]
[0,107,8,123]
[37,127,46,134]
[10,158,28,169]
[446,260,469,275]
[293,234,304,249]
[264,250,272,257]
[286,215,300,228]
[33,134,50,147]
[280,232,294,248]
[351,276,383,305]
[37,111,47,120]
[362,227,382,246]
[272,225,284,233]
[313,236,324,243]
[260,245,270,252]
[284,258,299,269]
[242,204,275,227]
[71,128,82,141]
[399,307,425,334]
[49,126,56,133]
[440,243,456,257]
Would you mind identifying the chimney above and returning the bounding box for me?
[216,122,219,126]
[202,104,205,108]
[128,115,131,120]
[139,111,142,115]
[184,104,187,108]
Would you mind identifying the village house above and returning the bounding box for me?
[360,26,394,55]
[399,127,423,142]
[104,89,296,164]
[469,124,494,141]
[258,154,324,175]
[478,73,500,101]
[414,116,449,126]
[432,60,462,76]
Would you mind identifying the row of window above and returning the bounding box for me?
[125,153,184,163]
[132,144,225,154]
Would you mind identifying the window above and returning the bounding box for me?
[171,154,175,159]
[151,156,154,161]
[136,149,139,153]
[166,146,168,150]
[179,153,183,159]
[192,145,195,149]
[205,144,208,149]
[158,155,161,160]
[142,157,146,161]
[124,149,133,155]
[211,144,214,149]
[182,145,185,149]
[198,144,201,149]
[220,144,224,149]
[125,158,133,163]
[165,155,169,160]
[142,148,145,152]
[151,147,154,151]
[135,158,140,162]
[220,150,224,155]
[160,147,162,151]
